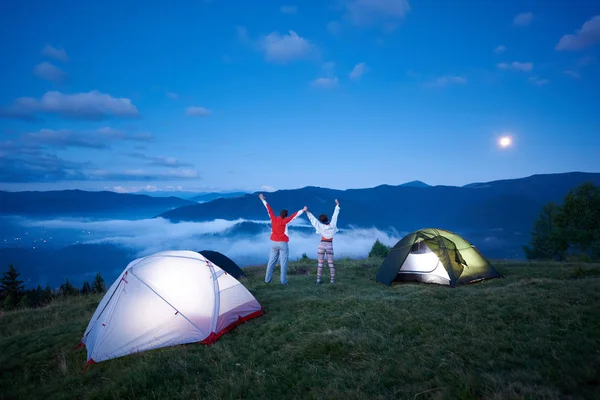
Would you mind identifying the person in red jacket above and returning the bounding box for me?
[259,193,305,285]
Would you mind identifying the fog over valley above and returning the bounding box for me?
[0,216,402,288]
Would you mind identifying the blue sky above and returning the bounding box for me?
[0,0,599,193]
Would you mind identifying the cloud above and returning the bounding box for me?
[349,62,367,80]
[0,153,88,182]
[497,61,533,72]
[556,15,600,51]
[564,70,580,78]
[280,5,297,14]
[0,91,139,121]
[424,75,467,87]
[577,55,596,66]
[529,76,549,86]
[41,45,69,62]
[97,127,154,142]
[342,0,411,28]
[106,185,190,194]
[185,106,211,116]
[562,56,595,79]
[22,129,109,149]
[311,77,339,88]
[258,30,315,63]
[127,152,193,168]
[15,217,401,266]
[3,127,154,155]
[0,140,41,156]
[33,62,67,83]
[87,168,199,181]
[260,185,276,192]
[0,149,199,183]
[494,45,506,53]
[513,12,533,27]
[166,92,179,100]
[327,21,342,34]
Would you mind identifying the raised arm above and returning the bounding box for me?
[283,207,304,224]
[330,199,341,228]
[305,210,320,229]
[259,193,275,220]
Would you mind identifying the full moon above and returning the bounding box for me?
[499,136,512,148]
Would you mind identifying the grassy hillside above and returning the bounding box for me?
[1,259,600,399]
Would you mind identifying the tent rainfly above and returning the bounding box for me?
[199,250,246,279]
[376,228,502,287]
[79,250,263,370]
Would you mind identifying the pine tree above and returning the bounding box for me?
[31,285,44,307]
[0,265,25,308]
[43,285,53,305]
[81,281,92,295]
[92,273,105,293]
[59,279,77,296]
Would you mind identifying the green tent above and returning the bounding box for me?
[376,228,502,287]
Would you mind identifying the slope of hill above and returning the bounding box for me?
[0,190,194,218]
[190,191,247,203]
[1,260,599,399]
[159,172,600,233]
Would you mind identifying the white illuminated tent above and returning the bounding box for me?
[79,250,263,369]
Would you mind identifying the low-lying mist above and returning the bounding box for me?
[18,216,401,260]
[1,216,402,288]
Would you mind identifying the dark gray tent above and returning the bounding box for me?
[198,250,246,279]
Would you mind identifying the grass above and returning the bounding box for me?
[1,258,600,399]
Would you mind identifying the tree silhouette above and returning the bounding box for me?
[92,273,105,293]
[1,265,25,310]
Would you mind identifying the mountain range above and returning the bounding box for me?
[159,172,600,233]
[190,192,247,203]
[2,171,599,287]
[0,189,194,219]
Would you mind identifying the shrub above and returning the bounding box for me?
[369,240,390,258]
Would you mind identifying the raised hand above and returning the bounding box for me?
[303,206,308,212]
[335,199,339,205]
[259,193,265,201]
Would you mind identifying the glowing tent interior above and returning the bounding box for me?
[376,228,502,287]
[79,250,263,369]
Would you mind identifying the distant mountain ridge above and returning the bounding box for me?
[0,189,194,219]
[190,192,247,203]
[158,172,600,233]
[400,180,430,188]
[2,172,599,231]
[131,190,248,201]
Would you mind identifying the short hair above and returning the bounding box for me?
[319,214,329,224]
[280,209,288,218]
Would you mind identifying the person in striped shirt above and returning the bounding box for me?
[304,199,340,284]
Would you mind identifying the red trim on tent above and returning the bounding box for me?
[200,308,264,345]
[79,308,264,372]
[82,358,96,374]
[75,342,85,350]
